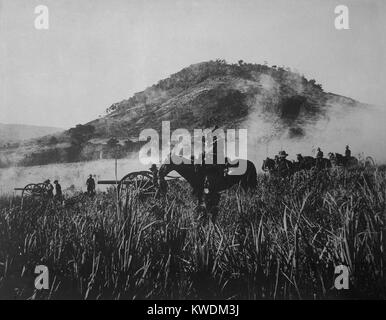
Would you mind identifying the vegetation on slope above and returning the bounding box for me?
[0,167,385,299]
[1,59,360,168]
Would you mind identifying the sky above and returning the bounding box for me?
[0,0,385,128]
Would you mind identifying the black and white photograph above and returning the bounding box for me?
[1,0,386,305]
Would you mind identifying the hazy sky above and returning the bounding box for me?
[1,0,385,128]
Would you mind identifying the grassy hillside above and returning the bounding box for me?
[0,60,366,168]
[0,167,385,299]
[0,123,63,145]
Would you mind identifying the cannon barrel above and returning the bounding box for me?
[97,180,133,185]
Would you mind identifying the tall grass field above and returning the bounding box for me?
[0,167,385,299]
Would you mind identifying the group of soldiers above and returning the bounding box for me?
[42,174,97,201]
[273,145,351,168]
[263,145,355,174]
[43,179,62,201]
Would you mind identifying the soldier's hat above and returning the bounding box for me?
[296,153,302,156]
[149,164,157,171]
[54,180,58,183]
[279,150,288,157]
[44,179,50,183]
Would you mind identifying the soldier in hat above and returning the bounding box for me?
[149,164,159,188]
[316,147,323,159]
[316,147,324,170]
[86,174,96,196]
[54,180,62,202]
[278,150,289,160]
[44,179,54,198]
[345,145,351,158]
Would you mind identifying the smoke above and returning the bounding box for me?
[0,156,147,195]
[243,91,386,168]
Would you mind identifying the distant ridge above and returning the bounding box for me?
[0,60,374,167]
[0,123,64,144]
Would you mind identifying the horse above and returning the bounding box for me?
[158,156,204,202]
[158,155,257,204]
[276,158,294,176]
[296,154,316,171]
[315,157,332,170]
[203,158,257,193]
[262,157,294,176]
[262,157,276,173]
[328,152,358,168]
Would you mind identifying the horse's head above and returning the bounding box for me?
[203,172,217,196]
[296,154,303,161]
[262,158,268,171]
[262,157,275,171]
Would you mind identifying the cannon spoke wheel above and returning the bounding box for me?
[119,171,156,200]
[21,183,49,205]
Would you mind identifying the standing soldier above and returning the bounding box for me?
[44,179,54,198]
[316,147,324,159]
[345,145,351,158]
[211,125,220,165]
[201,134,206,165]
[149,164,158,187]
[86,174,96,196]
[316,147,324,170]
[54,180,62,202]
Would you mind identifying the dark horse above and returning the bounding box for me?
[158,155,257,204]
[262,157,294,176]
[296,154,316,170]
[262,157,276,173]
[328,152,358,168]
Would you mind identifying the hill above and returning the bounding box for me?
[0,123,63,145]
[1,60,378,168]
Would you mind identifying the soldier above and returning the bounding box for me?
[316,147,323,159]
[278,150,289,160]
[54,180,62,202]
[201,134,206,165]
[316,148,323,169]
[212,125,220,165]
[345,145,351,158]
[44,179,54,198]
[274,155,280,169]
[149,164,158,187]
[86,174,96,196]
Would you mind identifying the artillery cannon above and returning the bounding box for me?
[14,183,50,199]
[98,170,158,199]
[98,169,181,200]
[14,182,51,206]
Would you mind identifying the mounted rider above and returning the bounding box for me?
[345,145,351,158]
[316,148,323,159]
[278,150,289,160]
[316,147,324,169]
[276,150,289,173]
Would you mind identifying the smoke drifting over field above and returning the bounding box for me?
[0,157,146,195]
[244,97,386,166]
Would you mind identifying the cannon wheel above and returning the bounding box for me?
[118,171,156,200]
[22,183,49,200]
